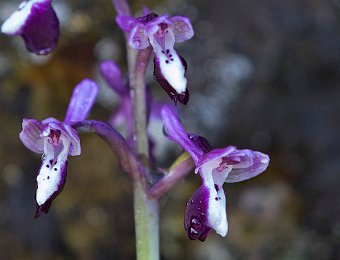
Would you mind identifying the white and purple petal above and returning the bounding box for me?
[185,162,230,240]
[41,119,81,156]
[1,0,60,55]
[196,146,237,173]
[226,150,269,183]
[64,79,98,125]
[200,159,230,237]
[129,23,149,49]
[153,55,189,105]
[35,149,68,217]
[19,118,44,154]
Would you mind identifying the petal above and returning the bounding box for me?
[19,118,44,154]
[62,124,81,156]
[1,0,59,55]
[161,105,205,163]
[99,61,128,95]
[170,16,194,42]
[44,121,81,156]
[153,55,189,105]
[196,146,237,173]
[115,15,136,32]
[64,79,98,124]
[188,134,212,154]
[145,15,171,33]
[129,23,149,49]
[200,163,230,237]
[35,156,68,217]
[226,151,270,183]
[184,185,212,241]
[206,183,228,237]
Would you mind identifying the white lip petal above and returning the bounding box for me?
[36,132,69,205]
[158,51,187,94]
[200,161,231,237]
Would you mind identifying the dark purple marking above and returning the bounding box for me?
[188,134,212,153]
[184,184,212,241]
[19,0,60,55]
[136,12,158,24]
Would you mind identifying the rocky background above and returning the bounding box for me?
[0,0,339,259]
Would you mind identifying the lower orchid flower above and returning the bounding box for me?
[161,105,270,241]
[19,79,98,217]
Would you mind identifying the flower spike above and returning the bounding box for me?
[161,105,270,240]
[1,0,60,55]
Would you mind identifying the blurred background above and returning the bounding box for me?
[1,0,340,259]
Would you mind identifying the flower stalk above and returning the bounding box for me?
[130,47,160,260]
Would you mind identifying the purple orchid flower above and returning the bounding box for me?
[19,79,98,217]
[1,0,59,55]
[161,105,270,241]
[116,12,194,105]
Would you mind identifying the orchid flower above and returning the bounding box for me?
[116,12,194,105]
[1,0,59,55]
[161,105,270,241]
[19,79,98,217]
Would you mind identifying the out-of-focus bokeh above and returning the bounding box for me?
[1,0,340,259]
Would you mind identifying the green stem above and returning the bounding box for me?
[131,47,159,260]
[112,1,159,258]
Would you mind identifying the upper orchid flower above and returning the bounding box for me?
[116,12,194,105]
[161,105,270,241]
[1,0,59,55]
[19,79,98,217]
